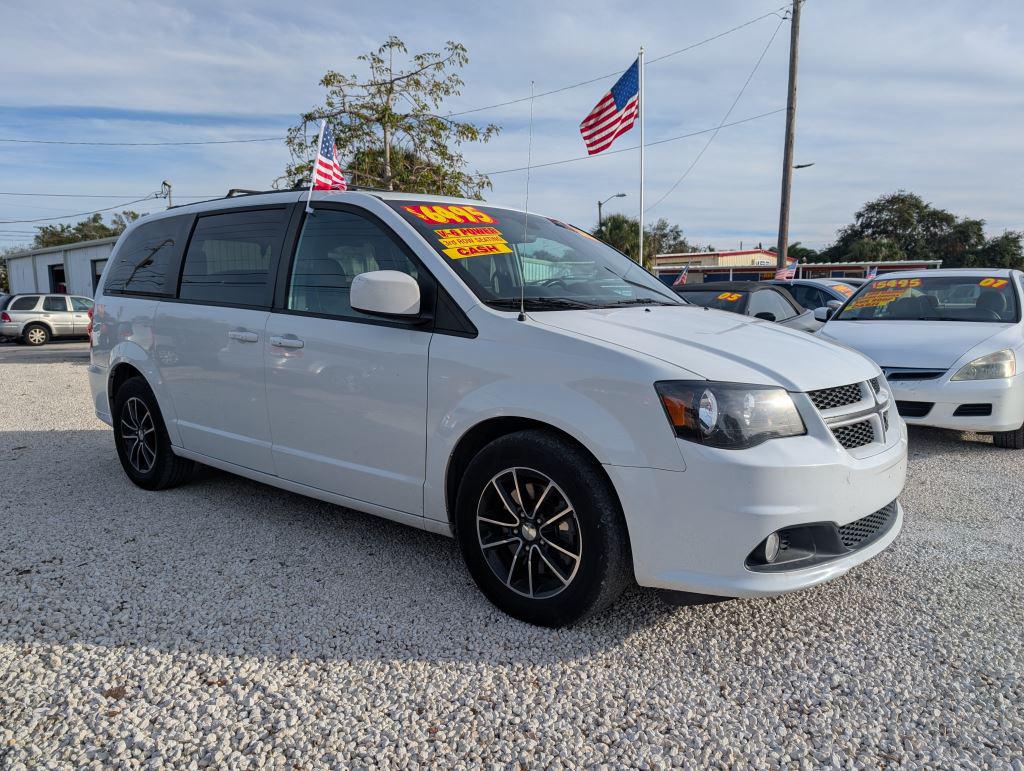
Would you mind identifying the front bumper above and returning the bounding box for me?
[892,371,1024,432]
[604,424,908,597]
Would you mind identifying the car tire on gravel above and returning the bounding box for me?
[22,323,50,346]
[112,376,194,490]
[455,429,632,628]
[993,424,1024,450]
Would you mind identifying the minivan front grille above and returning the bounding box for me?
[832,420,875,449]
[809,382,863,411]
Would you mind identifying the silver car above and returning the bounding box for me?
[0,293,94,346]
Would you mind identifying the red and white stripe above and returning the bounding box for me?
[312,144,347,191]
[579,92,639,156]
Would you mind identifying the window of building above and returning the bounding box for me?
[287,209,420,320]
[179,209,288,307]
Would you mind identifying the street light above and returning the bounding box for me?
[597,193,627,231]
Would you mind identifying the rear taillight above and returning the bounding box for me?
[0,312,10,322]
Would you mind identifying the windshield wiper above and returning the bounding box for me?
[485,297,598,311]
[602,297,680,307]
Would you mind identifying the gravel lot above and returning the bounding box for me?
[1,358,1022,768]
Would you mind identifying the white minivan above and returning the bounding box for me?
[89,190,907,626]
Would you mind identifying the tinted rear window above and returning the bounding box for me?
[43,296,69,311]
[178,208,288,307]
[104,216,188,296]
[10,296,40,311]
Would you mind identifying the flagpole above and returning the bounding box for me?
[638,47,645,268]
[306,119,326,214]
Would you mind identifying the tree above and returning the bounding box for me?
[33,211,140,249]
[819,191,1023,268]
[281,36,499,197]
[593,215,693,268]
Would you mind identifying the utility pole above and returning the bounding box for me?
[161,180,173,209]
[775,0,802,273]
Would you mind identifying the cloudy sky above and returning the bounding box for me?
[1,0,1021,251]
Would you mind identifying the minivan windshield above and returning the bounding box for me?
[390,201,681,309]
[836,275,1020,323]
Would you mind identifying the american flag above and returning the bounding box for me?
[672,265,689,286]
[774,258,798,280]
[312,122,347,190]
[866,265,878,279]
[580,59,639,155]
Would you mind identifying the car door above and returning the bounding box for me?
[153,207,288,475]
[264,204,431,515]
[41,295,73,336]
[70,296,93,335]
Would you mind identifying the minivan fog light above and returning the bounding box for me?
[762,532,781,563]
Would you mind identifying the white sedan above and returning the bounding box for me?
[818,268,1024,448]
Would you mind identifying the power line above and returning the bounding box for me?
[0,191,216,199]
[0,195,162,224]
[0,137,283,147]
[481,108,784,176]
[645,15,787,212]
[445,6,787,118]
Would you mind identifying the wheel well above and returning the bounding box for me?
[444,417,614,527]
[23,320,52,333]
[108,363,144,408]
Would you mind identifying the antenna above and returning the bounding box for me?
[518,81,535,322]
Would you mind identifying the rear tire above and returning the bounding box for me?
[455,430,632,627]
[993,425,1024,449]
[112,376,194,490]
[22,323,49,346]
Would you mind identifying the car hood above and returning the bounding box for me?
[531,305,878,391]
[818,320,1011,369]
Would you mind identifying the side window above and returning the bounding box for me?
[103,216,188,296]
[10,296,40,311]
[287,209,420,320]
[789,285,816,309]
[749,289,796,320]
[70,297,94,311]
[43,296,69,311]
[179,208,288,307]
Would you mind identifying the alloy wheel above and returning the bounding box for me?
[476,467,582,599]
[120,396,157,474]
[26,327,46,345]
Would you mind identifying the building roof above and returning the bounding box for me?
[2,235,119,261]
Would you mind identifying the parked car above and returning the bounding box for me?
[89,190,907,627]
[817,269,1024,448]
[0,293,94,345]
[673,281,821,331]
[767,278,858,312]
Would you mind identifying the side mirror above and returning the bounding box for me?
[350,270,421,317]
[826,299,843,311]
[753,312,777,322]
[813,306,833,322]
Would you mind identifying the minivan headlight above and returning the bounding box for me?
[950,349,1016,381]
[655,381,806,449]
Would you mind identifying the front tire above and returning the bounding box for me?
[993,425,1024,449]
[112,376,194,490]
[455,430,632,627]
[23,323,49,346]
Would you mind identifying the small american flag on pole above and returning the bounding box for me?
[672,264,689,286]
[866,265,878,279]
[579,59,640,155]
[775,258,798,280]
[312,121,347,190]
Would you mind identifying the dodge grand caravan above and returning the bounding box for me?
[89,190,907,626]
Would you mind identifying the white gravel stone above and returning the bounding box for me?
[0,359,1022,767]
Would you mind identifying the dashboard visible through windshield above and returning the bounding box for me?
[390,201,682,310]
[837,275,1020,323]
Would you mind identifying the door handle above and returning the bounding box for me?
[228,330,259,343]
[270,335,304,349]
